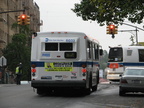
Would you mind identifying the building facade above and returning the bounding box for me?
[0,0,40,53]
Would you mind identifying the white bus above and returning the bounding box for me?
[105,46,144,81]
[31,31,103,95]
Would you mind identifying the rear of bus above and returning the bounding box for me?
[105,47,124,81]
[31,32,89,94]
[106,46,144,81]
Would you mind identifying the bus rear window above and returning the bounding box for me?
[45,43,58,51]
[65,52,77,58]
[139,49,144,62]
[108,48,123,62]
[60,43,73,51]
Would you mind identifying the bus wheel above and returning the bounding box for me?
[37,88,44,95]
[84,88,91,95]
[97,71,99,84]
[92,85,97,92]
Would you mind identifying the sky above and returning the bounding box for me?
[34,0,144,51]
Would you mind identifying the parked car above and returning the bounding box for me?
[119,67,144,96]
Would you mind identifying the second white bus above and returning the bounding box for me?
[105,46,144,81]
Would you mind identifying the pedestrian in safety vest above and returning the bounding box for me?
[15,63,22,85]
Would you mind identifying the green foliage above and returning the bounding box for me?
[11,23,31,35]
[2,23,32,80]
[99,50,108,70]
[130,35,135,46]
[72,0,144,25]
[2,33,31,80]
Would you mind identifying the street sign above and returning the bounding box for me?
[0,56,7,66]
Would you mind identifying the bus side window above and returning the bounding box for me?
[127,50,132,56]
[87,41,91,59]
[92,43,96,60]
[95,44,99,60]
[138,49,144,62]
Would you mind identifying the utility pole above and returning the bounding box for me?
[0,10,25,14]
[121,23,144,45]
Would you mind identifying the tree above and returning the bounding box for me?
[72,0,144,25]
[11,23,31,35]
[2,33,31,80]
[130,35,135,46]
[2,23,32,81]
[11,23,32,46]
[99,50,108,70]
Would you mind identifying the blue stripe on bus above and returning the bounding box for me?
[108,62,144,66]
[31,61,99,67]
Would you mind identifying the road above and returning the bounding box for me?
[0,82,144,108]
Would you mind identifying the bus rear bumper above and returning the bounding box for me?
[31,80,86,88]
[107,74,121,81]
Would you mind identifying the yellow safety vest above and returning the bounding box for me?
[15,67,19,74]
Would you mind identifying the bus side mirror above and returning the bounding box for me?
[100,49,103,56]
[33,32,37,37]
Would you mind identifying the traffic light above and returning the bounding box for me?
[17,15,22,25]
[114,26,118,34]
[109,25,115,34]
[26,15,30,25]
[106,24,118,34]
[21,14,27,25]
[17,14,30,25]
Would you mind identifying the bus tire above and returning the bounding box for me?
[97,70,99,84]
[37,88,44,95]
[85,88,91,95]
[85,73,92,95]
[92,85,97,92]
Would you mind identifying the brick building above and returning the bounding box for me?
[0,0,40,54]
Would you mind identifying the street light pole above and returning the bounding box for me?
[0,10,25,14]
[121,22,144,45]
[136,27,138,44]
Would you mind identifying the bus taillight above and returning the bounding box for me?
[81,64,87,76]
[31,64,36,68]
[82,64,86,68]
[31,68,36,76]
[31,68,36,73]
[31,64,36,76]
[119,64,123,67]
[82,68,87,73]
[82,68,87,76]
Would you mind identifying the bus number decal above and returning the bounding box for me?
[66,39,75,42]
[45,38,49,42]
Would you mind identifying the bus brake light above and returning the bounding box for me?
[31,68,36,73]
[82,68,87,73]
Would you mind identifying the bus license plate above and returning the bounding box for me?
[133,80,141,84]
[55,75,63,80]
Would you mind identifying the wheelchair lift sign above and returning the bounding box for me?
[0,56,7,67]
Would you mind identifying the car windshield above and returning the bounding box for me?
[124,69,144,76]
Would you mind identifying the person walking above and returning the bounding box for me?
[15,63,22,85]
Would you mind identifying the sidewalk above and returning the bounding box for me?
[0,84,17,87]
[0,81,31,87]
